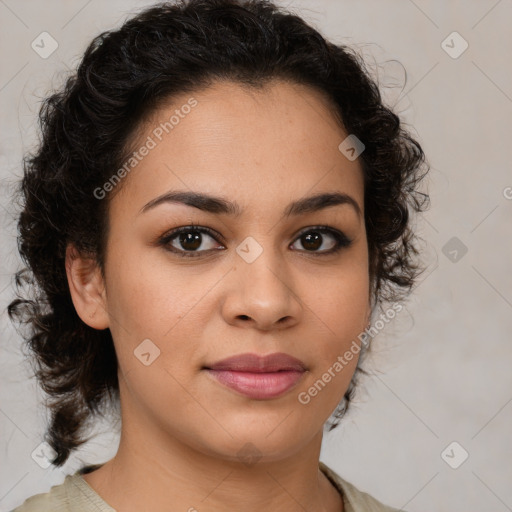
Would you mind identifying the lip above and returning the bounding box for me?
[204,352,307,400]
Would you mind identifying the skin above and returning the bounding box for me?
[66,79,371,512]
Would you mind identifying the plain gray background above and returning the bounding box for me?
[1,1,511,511]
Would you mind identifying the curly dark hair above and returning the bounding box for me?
[8,0,429,467]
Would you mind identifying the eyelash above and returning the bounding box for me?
[157,223,353,258]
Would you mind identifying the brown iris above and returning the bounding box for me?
[301,231,322,251]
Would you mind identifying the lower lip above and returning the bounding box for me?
[205,369,305,399]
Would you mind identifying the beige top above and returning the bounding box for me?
[11,461,404,511]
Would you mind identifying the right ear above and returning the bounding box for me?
[65,243,109,330]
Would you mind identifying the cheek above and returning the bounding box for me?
[310,251,370,342]
[104,244,202,329]
[102,246,208,374]
[298,258,369,407]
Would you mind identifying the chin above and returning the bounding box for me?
[191,420,315,466]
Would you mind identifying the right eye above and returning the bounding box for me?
[158,225,225,258]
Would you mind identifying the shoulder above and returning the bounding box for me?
[9,476,71,512]
[319,462,406,512]
[10,471,115,512]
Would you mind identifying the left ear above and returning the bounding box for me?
[65,243,110,330]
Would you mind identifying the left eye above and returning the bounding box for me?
[159,225,352,258]
[290,227,346,253]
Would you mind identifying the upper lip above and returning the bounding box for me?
[205,352,307,372]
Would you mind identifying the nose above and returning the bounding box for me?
[221,244,302,331]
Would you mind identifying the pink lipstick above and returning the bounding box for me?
[204,352,306,400]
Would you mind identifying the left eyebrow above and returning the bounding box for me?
[140,190,362,218]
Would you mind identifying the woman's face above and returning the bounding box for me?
[92,80,370,463]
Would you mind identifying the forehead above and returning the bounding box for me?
[111,79,364,217]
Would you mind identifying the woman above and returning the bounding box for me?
[8,0,429,510]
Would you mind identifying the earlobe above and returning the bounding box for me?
[65,243,109,330]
